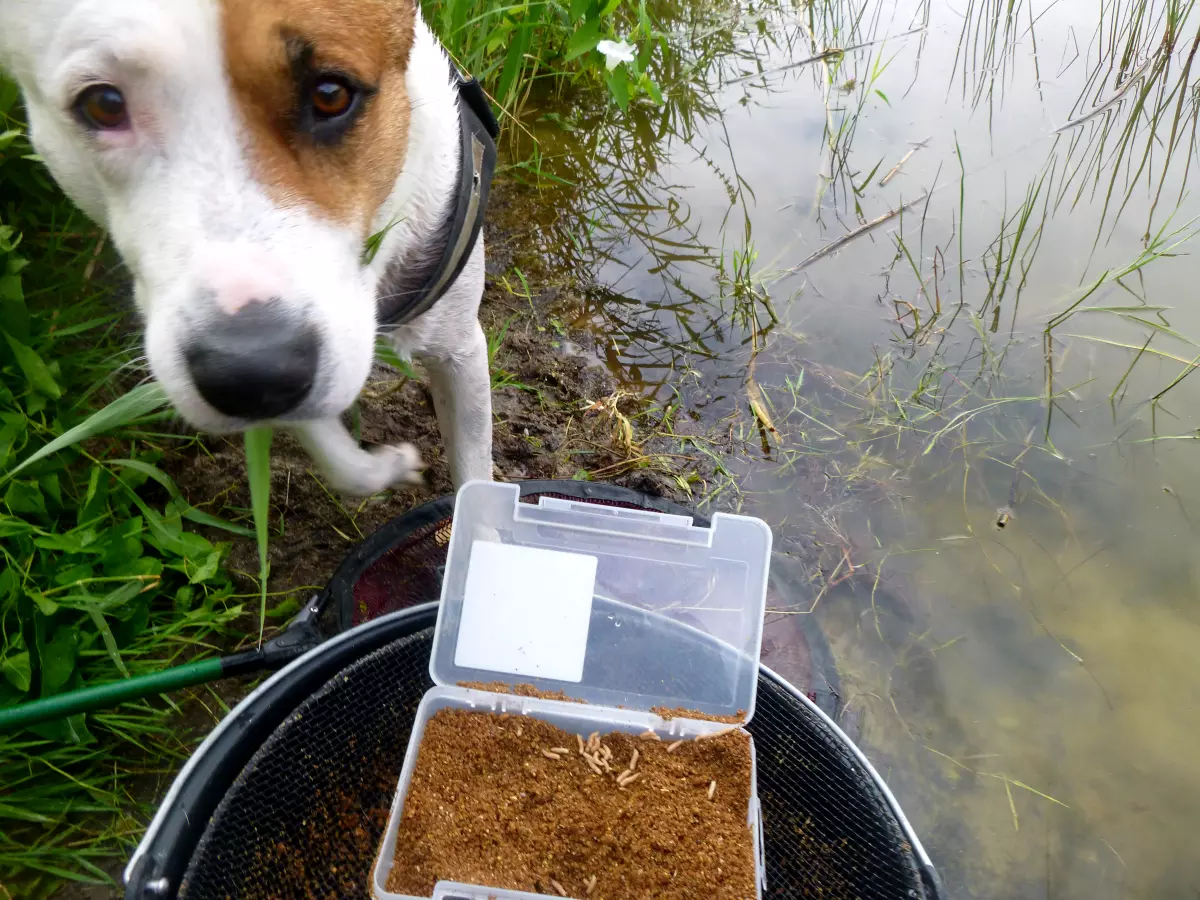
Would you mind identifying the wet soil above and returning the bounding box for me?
[386,708,756,899]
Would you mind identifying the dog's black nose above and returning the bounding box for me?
[185,303,318,420]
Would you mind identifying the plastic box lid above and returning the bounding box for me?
[429,481,773,723]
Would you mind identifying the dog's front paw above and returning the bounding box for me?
[370,442,426,487]
[324,442,425,496]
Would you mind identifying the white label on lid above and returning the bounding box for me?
[454,541,597,682]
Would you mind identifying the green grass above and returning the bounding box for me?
[0,82,251,897]
[243,429,274,647]
[422,0,665,114]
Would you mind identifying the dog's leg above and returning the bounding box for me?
[290,419,424,496]
[394,241,494,487]
[415,319,493,485]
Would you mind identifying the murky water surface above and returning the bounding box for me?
[508,0,1200,896]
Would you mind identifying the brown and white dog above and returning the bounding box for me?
[0,0,495,492]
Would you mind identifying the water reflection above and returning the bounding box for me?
[501,0,1200,895]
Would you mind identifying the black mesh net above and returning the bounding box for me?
[346,515,451,627]
[179,630,434,899]
[176,488,931,900]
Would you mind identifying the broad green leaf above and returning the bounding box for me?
[607,68,631,110]
[0,566,16,603]
[119,486,185,555]
[485,28,510,56]
[5,479,46,515]
[101,536,144,572]
[113,596,150,642]
[31,713,94,745]
[189,547,223,585]
[644,77,664,105]
[5,249,30,274]
[174,531,214,559]
[38,472,61,506]
[0,295,30,342]
[39,626,80,691]
[0,419,24,468]
[3,331,62,398]
[0,77,19,114]
[2,381,169,483]
[266,595,302,620]
[27,590,59,616]
[174,585,194,612]
[565,18,603,60]
[1,650,31,692]
[636,37,654,72]
[52,563,94,587]
[35,527,101,554]
[0,273,22,304]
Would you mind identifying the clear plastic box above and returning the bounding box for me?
[372,481,773,900]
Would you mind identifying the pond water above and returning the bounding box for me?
[503,0,1200,897]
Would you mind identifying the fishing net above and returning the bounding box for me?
[129,481,941,900]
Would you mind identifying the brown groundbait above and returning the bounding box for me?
[386,708,757,899]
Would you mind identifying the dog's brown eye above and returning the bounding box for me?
[311,78,354,119]
[75,84,129,130]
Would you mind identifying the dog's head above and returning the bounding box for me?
[0,0,420,430]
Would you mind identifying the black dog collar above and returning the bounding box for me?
[376,63,499,327]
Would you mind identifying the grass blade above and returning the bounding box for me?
[375,336,419,379]
[84,605,130,679]
[244,427,273,646]
[180,507,255,538]
[2,382,169,484]
[108,458,254,537]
